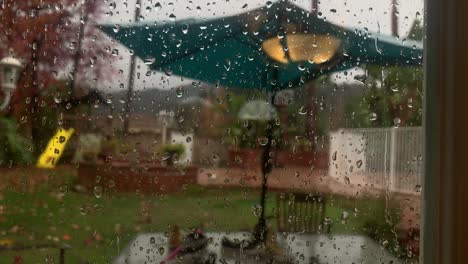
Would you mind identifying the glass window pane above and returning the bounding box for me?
[0,0,423,263]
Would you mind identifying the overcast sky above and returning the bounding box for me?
[97,0,424,92]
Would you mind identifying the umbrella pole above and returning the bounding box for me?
[254,63,280,243]
[254,91,277,243]
[223,92,278,249]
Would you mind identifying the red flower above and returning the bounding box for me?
[13,256,24,264]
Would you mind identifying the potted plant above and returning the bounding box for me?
[162,143,185,166]
[291,137,313,153]
[224,121,281,169]
[98,135,119,162]
[0,117,34,166]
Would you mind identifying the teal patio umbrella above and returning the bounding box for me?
[101,0,422,245]
[102,1,422,91]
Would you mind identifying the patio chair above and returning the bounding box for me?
[275,192,329,234]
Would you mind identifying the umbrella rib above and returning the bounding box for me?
[153,38,238,68]
[232,34,261,50]
[152,25,252,68]
[154,33,269,83]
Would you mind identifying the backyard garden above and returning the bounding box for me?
[0,167,403,263]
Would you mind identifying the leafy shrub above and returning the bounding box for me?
[362,202,403,257]
[73,134,102,163]
[99,135,119,160]
[0,117,34,165]
[224,121,281,149]
[162,143,185,165]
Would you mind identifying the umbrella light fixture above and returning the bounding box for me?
[0,57,23,111]
[238,100,278,121]
[180,96,213,108]
[262,34,342,64]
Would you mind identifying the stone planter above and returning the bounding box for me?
[227,148,329,170]
[227,148,264,169]
[275,150,329,169]
[77,162,198,194]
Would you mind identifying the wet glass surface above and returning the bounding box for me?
[0,0,423,263]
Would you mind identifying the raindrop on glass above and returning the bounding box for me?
[175,87,183,98]
[144,56,156,65]
[182,24,189,34]
[356,160,363,168]
[59,185,68,195]
[113,24,121,33]
[257,137,269,146]
[341,211,349,224]
[298,106,307,115]
[109,2,116,10]
[79,205,88,215]
[54,95,62,104]
[154,2,162,11]
[407,98,414,108]
[415,185,422,193]
[344,176,351,185]
[93,186,103,198]
[393,117,401,127]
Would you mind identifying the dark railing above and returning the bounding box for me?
[276,192,329,233]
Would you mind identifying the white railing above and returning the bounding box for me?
[329,127,423,194]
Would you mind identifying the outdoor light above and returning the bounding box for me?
[263,34,341,64]
[0,57,22,110]
[238,100,278,121]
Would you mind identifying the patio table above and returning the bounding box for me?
[113,232,401,264]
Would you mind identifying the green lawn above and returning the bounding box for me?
[0,178,399,263]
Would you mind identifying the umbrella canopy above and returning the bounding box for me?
[101,0,423,92]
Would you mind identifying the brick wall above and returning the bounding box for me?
[78,162,198,194]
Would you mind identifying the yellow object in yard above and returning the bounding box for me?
[36,128,75,169]
[0,238,13,248]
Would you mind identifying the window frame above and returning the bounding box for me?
[423,0,468,262]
